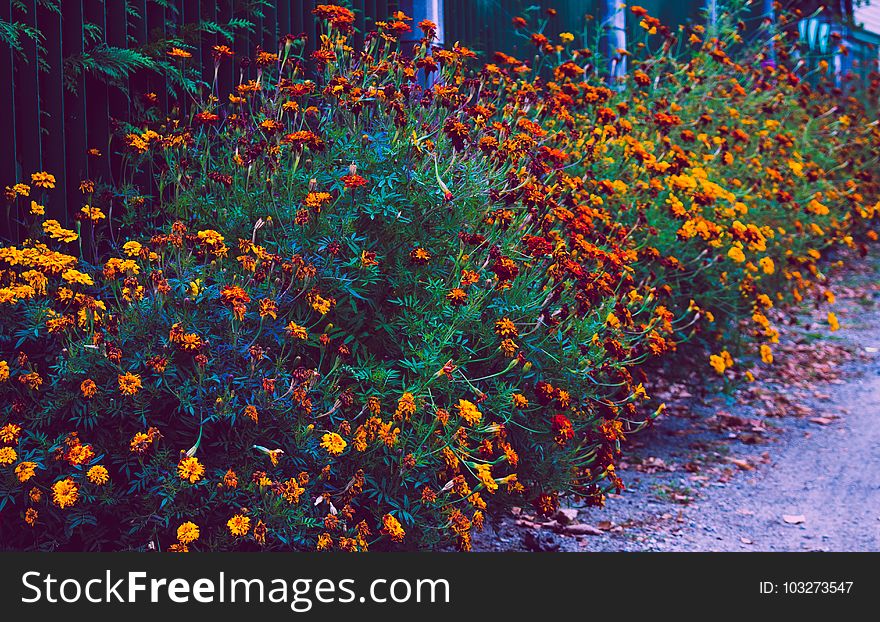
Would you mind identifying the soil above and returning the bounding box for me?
[474,254,880,552]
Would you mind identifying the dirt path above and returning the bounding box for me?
[475,255,880,552]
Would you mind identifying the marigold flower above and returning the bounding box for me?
[0,421,21,442]
[227,514,251,536]
[25,507,38,526]
[31,171,56,189]
[828,312,840,332]
[167,47,192,59]
[446,288,468,305]
[15,461,37,482]
[177,456,205,484]
[118,372,142,396]
[395,393,416,421]
[80,378,97,399]
[380,513,405,542]
[455,399,482,426]
[285,321,308,340]
[87,465,110,485]
[320,432,347,456]
[474,463,498,493]
[760,344,773,364]
[177,521,200,544]
[52,477,79,508]
[0,446,17,466]
[727,246,746,263]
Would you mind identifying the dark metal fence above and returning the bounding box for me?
[2,1,873,237]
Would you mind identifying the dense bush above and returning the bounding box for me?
[1,4,878,551]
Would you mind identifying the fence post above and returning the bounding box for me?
[601,0,626,88]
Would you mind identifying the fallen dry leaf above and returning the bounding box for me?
[809,416,837,425]
[782,514,806,525]
[727,457,753,471]
[564,523,604,536]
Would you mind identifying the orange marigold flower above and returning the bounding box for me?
[52,477,79,508]
[15,460,37,482]
[455,399,482,426]
[86,465,109,485]
[118,372,142,396]
[0,446,17,466]
[494,317,518,338]
[177,521,200,544]
[227,514,251,536]
[0,422,22,442]
[259,298,278,319]
[446,288,468,305]
[177,456,205,484]
[25,507,38,526]
[320,432,347,456]
[31,171,56,189]
[285,321,308,340]
[381,513,405,542]
[80,378,97,399]
[167,47,192,59]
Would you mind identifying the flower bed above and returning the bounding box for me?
[0,5,877,551]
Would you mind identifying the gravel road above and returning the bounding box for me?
[474,255,880,552]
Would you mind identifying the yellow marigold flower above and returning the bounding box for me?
[395,392,416,420]
[43,220,78,243]
[727,246,746,263]
[118,372,142,396]
[499,338,518,357]
[455,399,482,426]
[122,240,143,257]
[494,317,518,338]
[381,513,405,542]
[824,290,835,305]
[285,321,308,340]
[320,432,347,456]
[177,521,200,544]
[606,312,621,328]
[20,372,43,390]
[474,463,498,493]
[511,393,529,409]
[177,456,205,483]
[62,269,93,286]
[559,31,574,43]
[760,344,773,364]
[828,312,840,332]
[0,422,21,442]
[52,477,79,508]
[709,354,727,374]
[25,507,38,526]
[227,514,251,536]
[31,171,56,188]
[80,205,105,221]
[80,378,97,398]
[87,465,110,485]
[168,47,192,59]
[30,200,45,215]
[0,360,8,382]
[168,543,189,552]
[259,298,278,319]
[15,461,37,482]
[0,446,18,466]
[316,533,333,551]
[243,404,258,423]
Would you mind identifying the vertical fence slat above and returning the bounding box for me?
[83,0,111,185]
[0,0,18,239]
[62,0,88,219]
[12,0,41,241]
[37,4,67,224]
